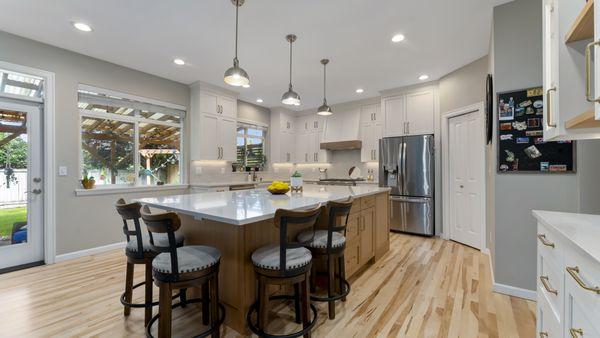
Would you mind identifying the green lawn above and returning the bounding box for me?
[0,207,27,237]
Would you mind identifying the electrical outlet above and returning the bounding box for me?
[220,167,225,174]
[58,166,68,176]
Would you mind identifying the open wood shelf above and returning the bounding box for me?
[565,0,594,43]
[565,108,600,129]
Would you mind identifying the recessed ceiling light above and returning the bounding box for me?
[256,98,263,103]
[242,84,250,88]
[73,22,92,32]
[391,34,405,43]
[356,88,364,94]
[173,59,185,66]
[418,74,429,81]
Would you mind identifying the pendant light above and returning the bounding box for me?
[317,59,333,116]
[224,0,250,87]
[281,34,301,106]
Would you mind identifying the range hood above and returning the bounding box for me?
[319,108,362,150]
[320,140,362,150]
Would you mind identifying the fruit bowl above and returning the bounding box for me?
[267,181,290,195]
[268,187,290,195]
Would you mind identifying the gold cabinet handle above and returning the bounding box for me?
[586,40,600,103]
[545,87,557,128]
[539,332,548,338]
[540,276,558,295]
[566,266,600,294]
[537,234,555,248]
[570,328,584,338]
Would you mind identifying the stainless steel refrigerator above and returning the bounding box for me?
[379,135,434,236]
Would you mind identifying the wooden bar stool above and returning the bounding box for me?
[115,198,186,326]
[246,205,321,338]
[296,198,352,319]
[140,205,225,338]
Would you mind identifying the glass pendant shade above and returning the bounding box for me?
[224,58,249,87]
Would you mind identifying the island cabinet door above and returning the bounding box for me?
[345,212,361,276]
[374,192,390,259]
[359,207,375,265]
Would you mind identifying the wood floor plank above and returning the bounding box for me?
[0,234,535,337]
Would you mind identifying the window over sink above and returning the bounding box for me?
[235,121,267,172]
[78,86,185,187]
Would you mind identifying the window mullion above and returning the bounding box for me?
[134,121,140,186]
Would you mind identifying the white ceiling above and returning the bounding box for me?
[0,0,494,110]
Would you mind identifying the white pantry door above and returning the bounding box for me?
[448,111,484,249]
[0,99,44,270]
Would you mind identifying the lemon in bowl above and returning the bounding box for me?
[267,181,290,195]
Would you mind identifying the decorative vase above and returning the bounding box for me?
[82,179,95,190]
[290,176,303,188]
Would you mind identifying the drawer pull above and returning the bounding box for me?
[540,276,558,295]
[570,328,584,338]
[537,234,555,248]
[539,332,548,338]
[566,266,600,294]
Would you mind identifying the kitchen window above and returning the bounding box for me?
[235,122,267,171]
[78,86,185,188]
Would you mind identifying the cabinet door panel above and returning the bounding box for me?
[198,114,219,160]
[359,207,375,264]
[384,96,406,137]
[316,131,329,163]
[405,90,435,135]
[219,117,238,161]
[361,123,374,162]
[218,96,237,118]
[372,123,383,161]
[279,131,294,163]
[200,91,219,115]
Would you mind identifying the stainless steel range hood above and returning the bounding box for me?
[320,140,362,150]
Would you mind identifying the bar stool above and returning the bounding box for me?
[296,199,352,319]
[247,205,321,338]
[140,205,225,338]
[115,198,186,326]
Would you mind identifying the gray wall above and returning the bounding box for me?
[439,56,489,114]
[0,31,190,255]
[237,100,270,125]
[492,0,600,290]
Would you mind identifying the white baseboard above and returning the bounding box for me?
[482,248,536,301]
[492,282,537,301]
[55,241,126,263]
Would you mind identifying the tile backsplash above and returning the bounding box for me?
[190,150,379,185]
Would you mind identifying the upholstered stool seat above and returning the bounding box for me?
[297,230,346,249]
[125,231,185,253]
[252,244,312,271]
[153,246,221,274]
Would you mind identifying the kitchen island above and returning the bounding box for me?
[138,185,390,333]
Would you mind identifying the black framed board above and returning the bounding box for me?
[497,87,575,173]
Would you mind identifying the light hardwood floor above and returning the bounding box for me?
[0,234,535,337]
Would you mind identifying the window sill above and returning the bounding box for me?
[74,184,189,197]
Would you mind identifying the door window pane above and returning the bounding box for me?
[138,123,180,186]
[0,109,28,246]
[81,117,135,185]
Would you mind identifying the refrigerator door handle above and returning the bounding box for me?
[390,196,431,203]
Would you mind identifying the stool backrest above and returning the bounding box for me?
[274,204,322,276]
[325,198,354,253]
[115,198,144,257]
[140,205,182,276]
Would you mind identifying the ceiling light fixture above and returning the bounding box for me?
[173,58,185,66]
[419,74,429,80]
[73,22,92,32]
[317,59,332,116]
[356,88,364,94]
[391,34,405,43]
[224,0,250,87]
[256,98,263,103]
[281,34,301,106]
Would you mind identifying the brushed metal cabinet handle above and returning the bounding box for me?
[566,266,600,294]
[585,40,600,103]
[546,88,557,128]
[537,234,555,248]
[540,276,558,295]
[570,328,584,338]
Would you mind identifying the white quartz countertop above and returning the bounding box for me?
[137,185,390,225]
[532,210,600,264]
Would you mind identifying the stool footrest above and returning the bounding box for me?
[310,277,350,302]
[246,294,318,338]
[120,280,181,308]
[145,297,225,338]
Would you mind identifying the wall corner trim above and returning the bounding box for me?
[55,242,126,263]
[492,282,536,301]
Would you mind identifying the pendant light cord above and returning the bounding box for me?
[234,0,239,61]
[289,40,293,88]
[323,63,327,102]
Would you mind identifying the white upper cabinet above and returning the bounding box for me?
[542,0,600,140]
[271,109,296,163]
[323,107,360,142]
[383,88,435,137]
[360,103,382,124]
[190,84,238,161]
[361,103,383,162]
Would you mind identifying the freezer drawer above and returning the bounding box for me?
[390,196,434,236]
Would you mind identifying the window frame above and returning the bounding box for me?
[78,89,185,189]
[236,122,268,171]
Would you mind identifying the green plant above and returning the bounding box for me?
[291,171,302,178]
[81,170,95,186]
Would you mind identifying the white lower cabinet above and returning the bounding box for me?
[535,213,600,338]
